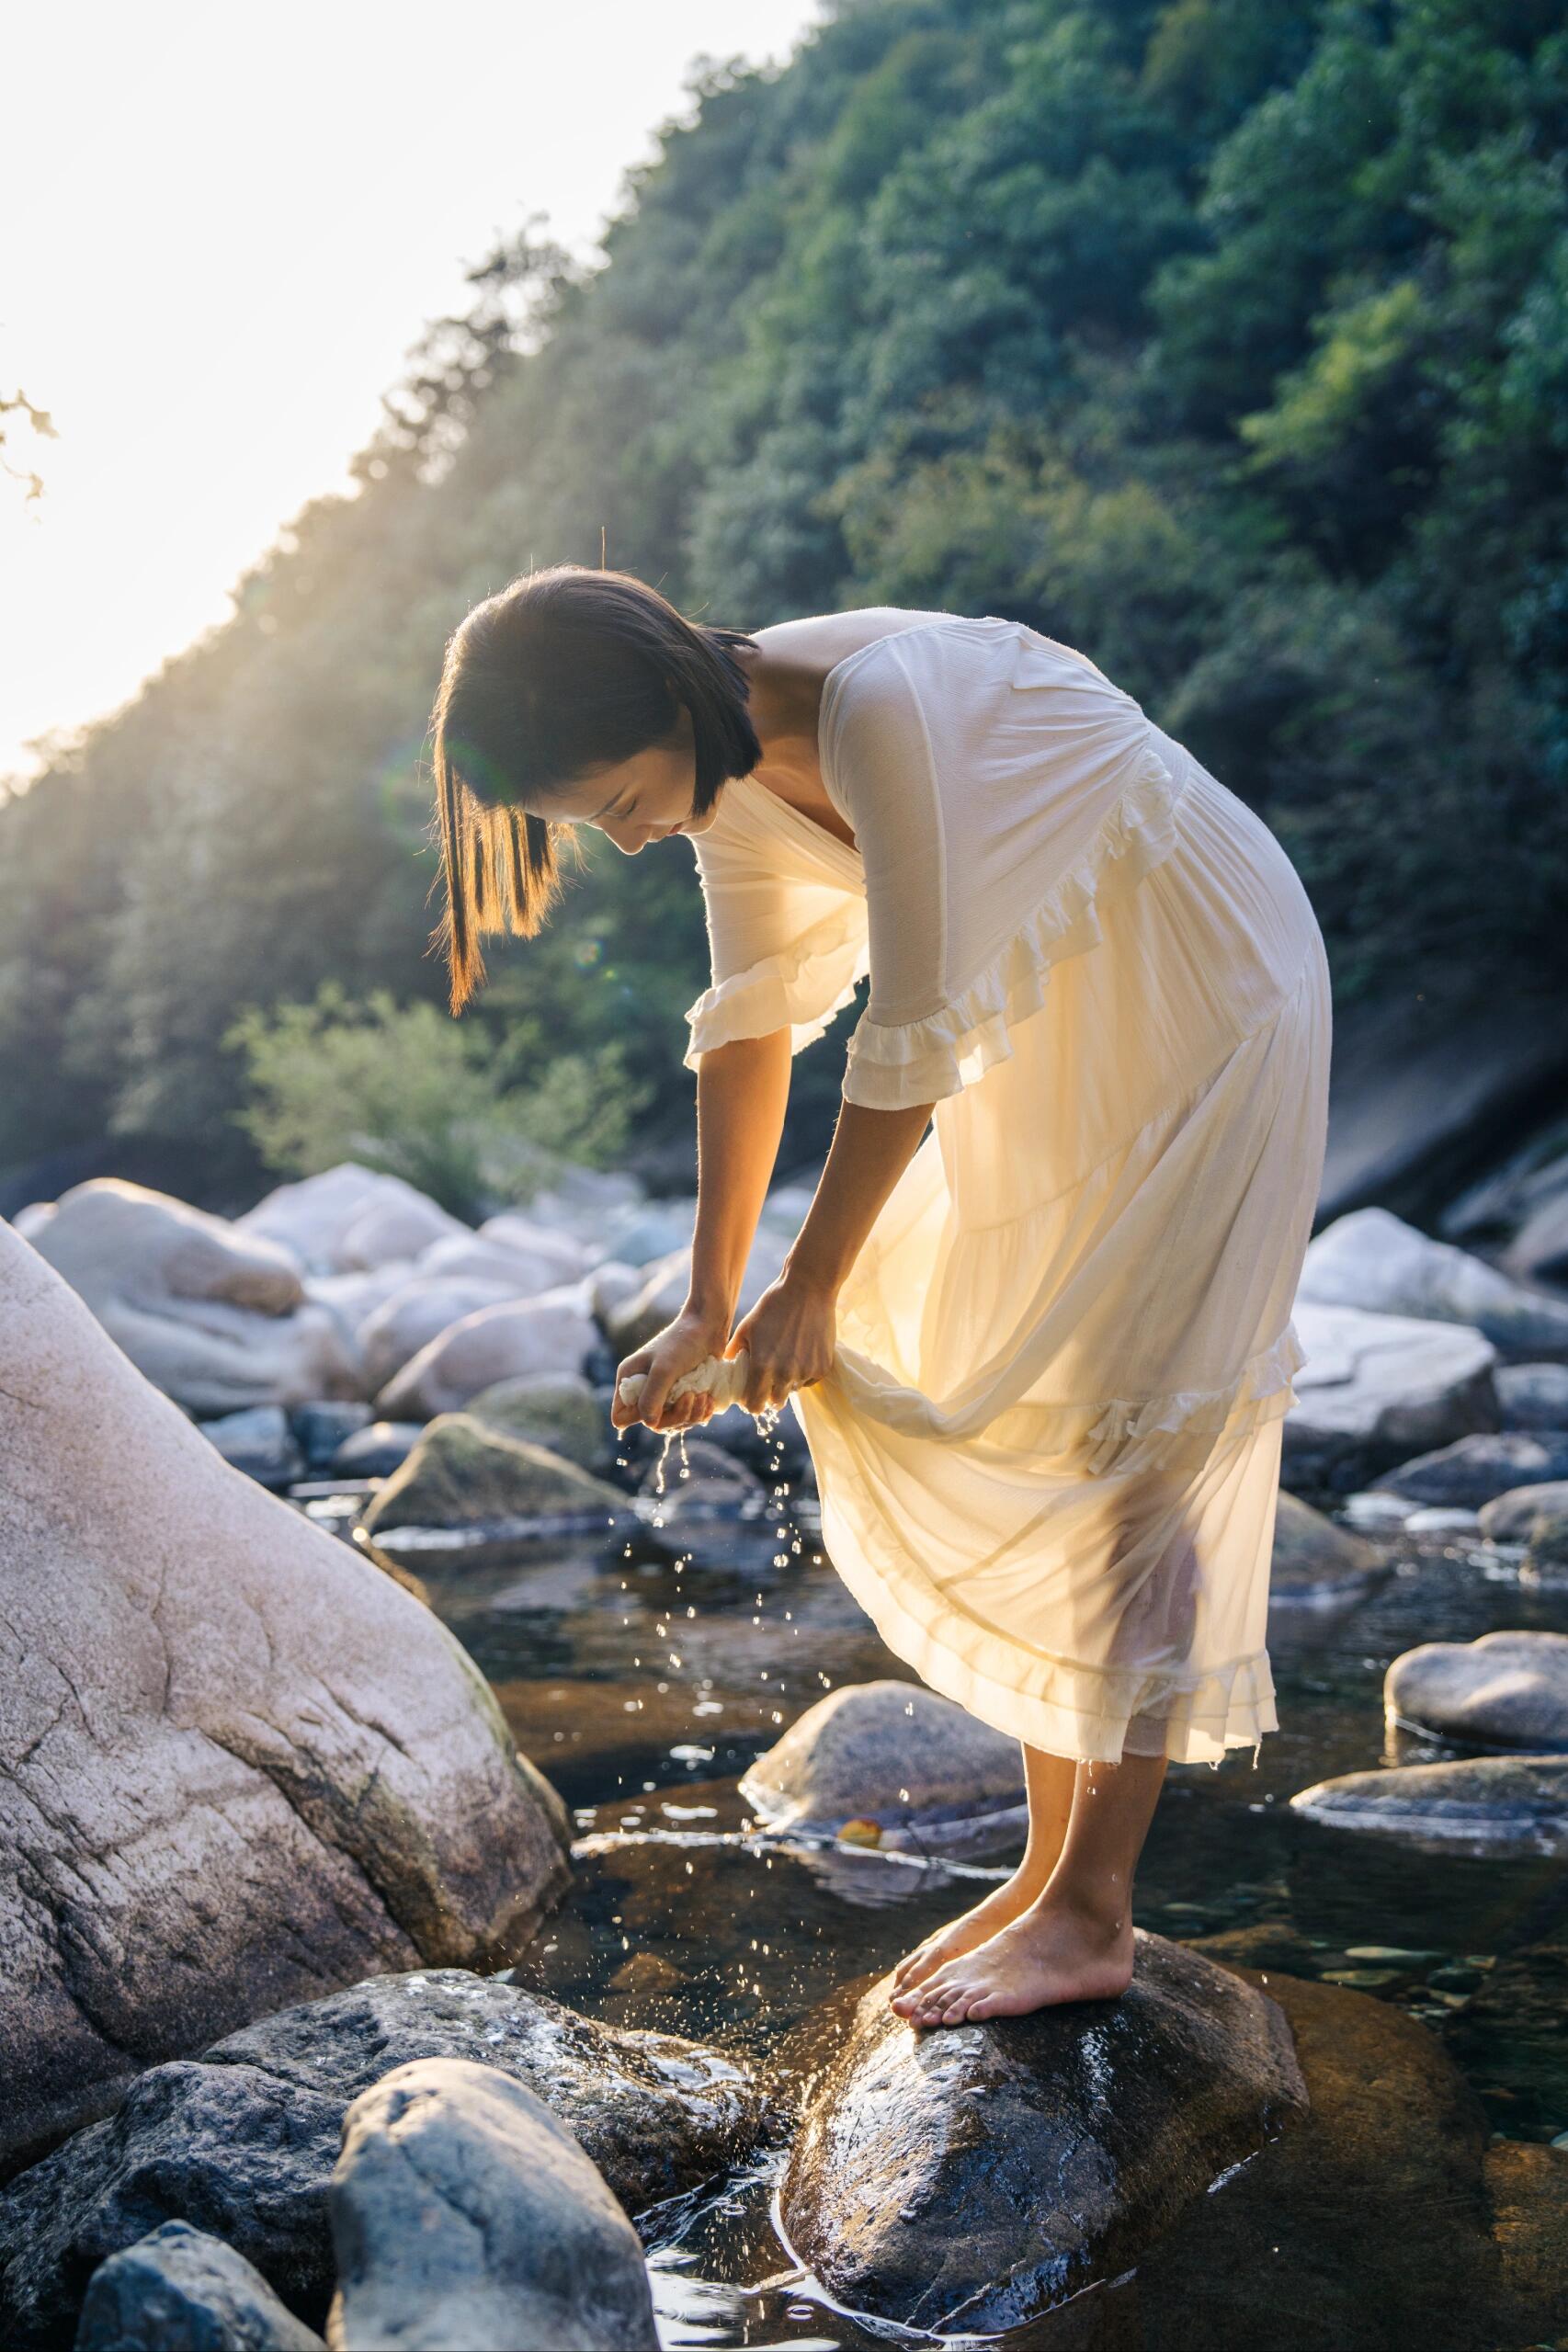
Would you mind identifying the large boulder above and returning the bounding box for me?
[377,1286,597,1420]
[0,1971,771,2346]
[356,1276,521,1394]
[418,1227,585,1297]
[19,1180,358,1412]
[740,1681,1025,1848]
[1267,1490,1387,1606]
[1496,1362,1568,1430]
[1479,1479,1568,1542]
[359,1415,628,1539]
[0,1222,570,2175]
[1374,1430,1568,1509]
[472,1213,591,1284]
[1386,1631,1568,1751]
[327,2059,658,2352]
[777,1935,1306,2334]
[466,1370,610,1472]
[74,2221,324,2350]
[1290,1755,1568,1854]
[336,1192,467,1274]
[1300,1207,1568,1356]
[1283,1301,1499,1490]
[236,1166,452,1278]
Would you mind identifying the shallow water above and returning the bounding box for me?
[359,1486,1568,2349]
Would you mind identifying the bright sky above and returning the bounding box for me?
[1,0,828,784]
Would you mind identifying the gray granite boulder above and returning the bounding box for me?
[1268,1490,1387,1605]
[1496,1363,1568,1430]
[1386,1630,1568,1750]
[74,2221,324,2350]
[1478,1479,1568,1542]
[1290,1755,1568,1854]
[359,1415,628,1538]
[376,1288,597,1420]
[1283,1301,1498,1490]
[236,1166,449,1278]
[466,1370,609,1471]
[1300,1206,1568,1355]
[356,1276,522,1394]
[0,1971,770,2346]
[740,1680,1025,1851]
[0,1223,570,2176]
[778,1934,1306,2333]
[327,2059,657,2352]
[1374,1430,1568,1509]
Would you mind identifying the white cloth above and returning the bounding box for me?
[684,615,1332,1765]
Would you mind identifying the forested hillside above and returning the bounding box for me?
[3,0,1564,1201]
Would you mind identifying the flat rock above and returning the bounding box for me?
[327,2058,657,2352]
[777,1933,1306,2333]
[1268,1491,1386,1604]
[1300,1206,1568,1355]
[1386,1630,1568,1750]
[466,1370,609,1471]
[1283,1301,1499,1490]
[1478,1479,1568,1542]
[74,2220,324,2350]
[359,1414,627,1537]
[0,1971,771,2346]
[0,1224,570,2176]
[376,1286,597,1420]
[1496,1362,1568,1429]
[740,1680,1025,1840]
[1374,1429,1568,1508]
[1290,1755,1568,1854]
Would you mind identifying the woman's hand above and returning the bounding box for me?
[728,1272,837,1415]
[612,1307,728,1434]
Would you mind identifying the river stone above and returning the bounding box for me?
[1374,1430,1568,1508]
[327,2059,658,2352]
[1290,1755,1568,1853]
[740,1680,1024,1838]
[1283,1301,1499,1490]
[472,1212,591,1285]
[196,1403,304,1490]
[467,1370,609,1471]
[19,1178,358,1413]
[639,1436,761,1508]
[1526,1511,1568,1578]
[1478,1479,1568,1542]
[1386,1631,1568,1750]
[0,1221,570,2177]
[606,1231,789,1356]
[358,1415,627,1537]
[1300,1206,1568,1355]
[356,1276,523,1393]
[327,1420,424,1479]
[1267,1491,1386,1604]
[237,1166,448,1278]
[290,1401,373,1471]
[777,1933,1306,2334]
[376,1286,598,1419]
[338,1193,467,1274]
[0,1971,768,2346]
[1497,1362,1568,1430]
[74,2220,324,2350]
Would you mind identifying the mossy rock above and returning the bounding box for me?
[466,1371,609,1471]
[360,1414,625,1535]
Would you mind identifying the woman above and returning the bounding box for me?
[428,564,1332,2028]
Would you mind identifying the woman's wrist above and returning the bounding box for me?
[680,1291,735,1344]
[779,1239,846,1301]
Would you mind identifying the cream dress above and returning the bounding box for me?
[684,614,1332,1767]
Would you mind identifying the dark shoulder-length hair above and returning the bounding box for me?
[426,563,761,1012]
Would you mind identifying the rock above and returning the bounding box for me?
[1300,1206,1568,1356]
[196,1403,303,1490]
[1496,1361,1568,1429]
[699,1396,814,1479]
[1267,1490,1387,1605]
[1386,1630,1568,1750]
[516,1166,646,1245]
[1478,1479,1568,1542]
[466,1371,609,1471]
[740,1680,1025,1844]
[327,2059,658,2352]
[1340,1489,1418,1531]
[237,1166,449,1278]
[339,1193,467,1274]
[376,1286,598,1420]
[472,1213,590,1283]
[1504,1181,1568,1287]
[1290,1755,1568,1853]
[777,1934,1306,2333]
[1283,1301,1499,1490]
[18,1178,358,1413]
[638,1436,761,1508]
[289,1401,372,1471]
[359,1415,627,1538]
[606,1231,788,1356]
[9,1199,54,1242]
[0,1971,770,2346]
[586,1258,642,1327]
[1374,1430,1568,1508]
[416,1232,584,1301]
[0,1221,570,2176]
[1483,2139,1568,2342]
[1403,1506,1482,1533]
[597,1199,696,1271]
[327,1419,425,1479]
[74,2220,324,2350]
[1526,1511,1568,1579]
[301,1261,417,1345]
[357,1277,522,1393]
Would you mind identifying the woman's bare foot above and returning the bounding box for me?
[890,1891,1135,2026]
[888,1863,1052,2003]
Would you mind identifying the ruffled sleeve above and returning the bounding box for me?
[824,620,1187,1111]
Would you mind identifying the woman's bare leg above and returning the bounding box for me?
[890,1748,1166,2024]
[889,1744,1077,1998]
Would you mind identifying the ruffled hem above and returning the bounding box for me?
[683,903,869,1066]
[840,738,1183,1109]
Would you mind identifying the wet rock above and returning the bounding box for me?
[377,1286,597,1419]
[1405,1505,1482,1533]
[1526,1511,1568,1580]
[290,1400,373,1471]
[1496,1361,1568,1429]
[1300,1206,1568,1355]
[1478,1479,1568,1542]
[328,1419,425,1478]
[1374,1429,1568,1508]
[1386,1630,1568,1750]
[639,1436,761,1508]
[196,1403,304,1490]
[0,1223,570,2176]
[74,2220,324,2350]
[1267,1491,1386,1605]
[740,1679,1024,1844]
[1284,1301,1498,1490]
[357,1276,523,1393]
[0,1971,769,2346]
[236,1165,447,1278]
[19,1178,358,1412]
[1341,1489,1418,1532]
[778,1934,1306,2334]
[327,2059,658,2352]
[359,1414,627,1537]
[606,1232,788,1356]
[1290,1755,1568,1854]
[1483,2140,1568,2342]
[699,1396,813,1479]
[467,1370,609,1471]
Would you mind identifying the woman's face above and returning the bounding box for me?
[537,707,718,854]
